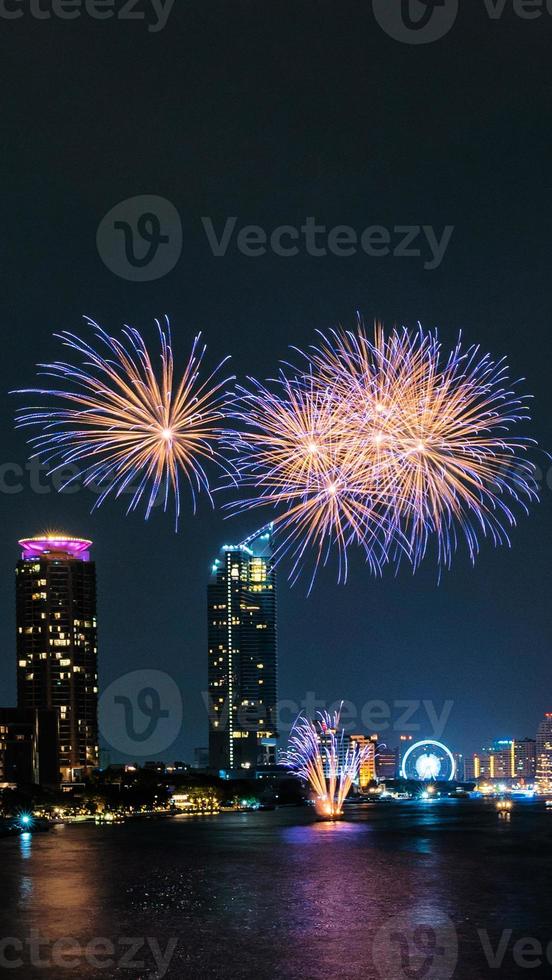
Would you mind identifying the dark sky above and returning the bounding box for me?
[0,1,550,763]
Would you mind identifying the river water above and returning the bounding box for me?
[1,799,551,979]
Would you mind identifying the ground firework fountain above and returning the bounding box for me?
[284,706,371,820]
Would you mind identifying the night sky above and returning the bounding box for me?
[1,2,550,762]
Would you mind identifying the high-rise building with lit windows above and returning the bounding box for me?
[16,535,98,783]
[208,525,278,773]
[536,713,552,791]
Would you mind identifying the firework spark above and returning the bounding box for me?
[226,370,400,589]
[284,707,371,818]
[14,317,234,527]
[228,322,538,583]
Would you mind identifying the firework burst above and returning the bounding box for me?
[228,321,538,583]
[303,324,539,568]
[226,369,403,590]
[14,317,235,527]
[284,707,371,818]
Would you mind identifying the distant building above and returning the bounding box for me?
[168,761,190,774]
[454,752,465,782]
[464,755,477,782]
[0,707,59,787]
[469,741,513,781]
[398,734,414,766]
[466,738,536,785]
[193,747,209,769]
[350,734,377,788]
[16,535,98,783]
[376,745,397,780]
[208,525,278,774]
[489,740,515,779]
[536,713,552,791]
[514,739,536,779]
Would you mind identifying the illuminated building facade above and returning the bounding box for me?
[466,738,536,784]
[536,713,552,791]
[16,535,98,783]
[469,742,513,780]
[208,525,278,773]
[350,733,377,788]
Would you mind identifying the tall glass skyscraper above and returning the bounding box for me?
[208,525,278,773]
[16,535,98,783]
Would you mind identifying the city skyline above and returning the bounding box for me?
[1,7,551,978]
[0,526,549,773]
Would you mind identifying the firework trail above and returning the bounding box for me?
[14,317,234,528]
[228,321,538,583]
[284,707,371,818]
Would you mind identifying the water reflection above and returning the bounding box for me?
[19,875,33,901]
[0,803,551,979]
[283,818,368,844]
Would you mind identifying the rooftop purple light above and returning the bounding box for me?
[19,536,92,561]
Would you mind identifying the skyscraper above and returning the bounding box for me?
[536,713,552,792]
[208,525,278,773]
[16,535,98,783]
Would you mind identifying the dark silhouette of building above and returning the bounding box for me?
[16,535,98,783]
[0,707,59,787]
[208,525,278,774]
[376,745,398,779]
[193,747,209,769]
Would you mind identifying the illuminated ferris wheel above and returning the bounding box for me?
[400,739,456,782]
